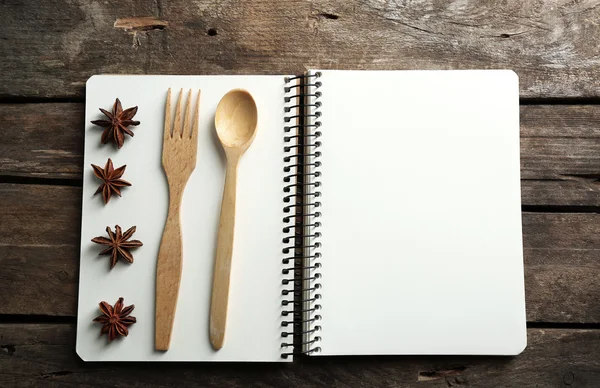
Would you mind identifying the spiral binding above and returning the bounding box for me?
[281,72,322,358]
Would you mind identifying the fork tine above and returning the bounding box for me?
[164,88,172,140]
[182,89,192,139]
[191,90,201,141]
[173,89,183,138]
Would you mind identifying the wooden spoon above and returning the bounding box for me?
[210,89,258,350]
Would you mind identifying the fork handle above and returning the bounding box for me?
[210,158,239,350]
[155,185,185,351]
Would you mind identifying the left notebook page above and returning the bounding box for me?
[78,75,291,362]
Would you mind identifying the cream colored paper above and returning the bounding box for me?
[78,75,290,362]
[309,70,526,356]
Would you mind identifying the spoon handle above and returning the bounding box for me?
[210,158,239,350]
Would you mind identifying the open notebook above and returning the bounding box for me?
[77,70,526,362]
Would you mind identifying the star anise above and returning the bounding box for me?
[91,98,140,149]
[93,297,137,342]
[92,225,143,269]
[91,158,131,204]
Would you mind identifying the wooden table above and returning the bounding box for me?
[1,1,599,386]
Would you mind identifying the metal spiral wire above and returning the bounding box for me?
[281,72,322,358]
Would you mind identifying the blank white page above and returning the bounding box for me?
[78,75,290,361]
[313,70,526,355]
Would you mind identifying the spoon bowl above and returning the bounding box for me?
[215,89,258,151]
[210,89,258,350]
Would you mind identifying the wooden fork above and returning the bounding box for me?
[155,88,200,351]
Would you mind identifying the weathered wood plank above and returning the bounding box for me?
[0,324,598,387]
[520,105,600,207]
[524,213,600,323]
[0,104,84,179]
[0,184,598,321]
[1,104,599,206]
[0,185,80,317]
[1,0,600,99]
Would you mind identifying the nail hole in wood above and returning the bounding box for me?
[317,13,339,20]
[207,28,218,36]
[1,345,16,356]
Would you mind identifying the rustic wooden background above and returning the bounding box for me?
[1,0,599,387]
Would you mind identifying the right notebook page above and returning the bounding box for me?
[312,70,526,355]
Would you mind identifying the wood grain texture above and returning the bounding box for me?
[520,105,600,207]
[524,213,600,323]
[1,0,600,99]
[0,185,80,316]
[211,89,259,350]
[0,104,84,179]
[155,88,199,350]
[0,184,598,322]
[1,104,599,206]
[0,324,599,387]
[0,0,597,379]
